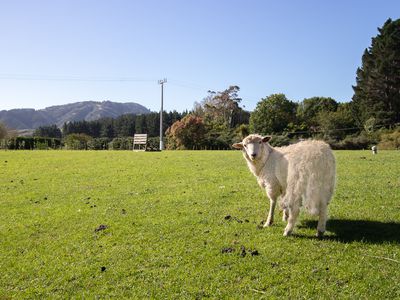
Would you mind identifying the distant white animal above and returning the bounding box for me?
[233,134,336,237]
[371,145,377,155]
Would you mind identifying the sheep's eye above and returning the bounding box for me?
[244,144,247,148]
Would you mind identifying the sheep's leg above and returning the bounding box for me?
[316,202,328,238]
[263,187,279,227]
[264,198,276,227]
[283,203,300,236]
[282,209,289,222]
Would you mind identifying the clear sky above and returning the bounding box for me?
[1,0,399,113]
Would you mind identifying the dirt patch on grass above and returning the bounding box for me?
[221,245,260,257]
[224,215,245,223]
[221,247,235,253]
[94,225,108,232]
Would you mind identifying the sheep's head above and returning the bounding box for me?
[232,134,271,162]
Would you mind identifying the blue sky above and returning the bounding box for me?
[1,0,399,112]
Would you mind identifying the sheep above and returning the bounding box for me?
[232,134,336,237]
[371,145,377,155]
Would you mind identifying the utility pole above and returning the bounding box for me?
[158,78,167,150]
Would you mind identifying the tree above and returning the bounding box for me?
[88,120,102,138]
[112,114,135,137]
[318,102,357,140]
[135,115,147,135]
[64,133,93,150]
[61,111,184,140]
[33,124,62,138]
[62,120,92,137]
[352,18,400,127]
[100,118,114,138]
[194,85,243,128]
[235,124,250,140]
[191,85,249,149]
[165,114,206,149]
[250,94,297,135]
[297,97,338,129]
[145,113,159,137]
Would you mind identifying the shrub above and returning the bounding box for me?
[378,129,400,150]
[328,134,374,150]
[64,134,92,150]
[109,137,134,150]
[235,124,250,140]
[147,137,160,151]
[166,115,206,150]
[88,138,111,150]
[109,136,160,151]
[0,137,62,150]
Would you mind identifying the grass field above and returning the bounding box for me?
[1,150,399,299]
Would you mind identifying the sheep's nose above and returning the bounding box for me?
[251,153,256,159]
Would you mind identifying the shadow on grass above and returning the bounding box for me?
[298,219,400,244]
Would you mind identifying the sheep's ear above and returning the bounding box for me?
[232,142,244,149]
[262,136,272,143]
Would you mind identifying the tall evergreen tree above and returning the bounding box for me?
[352,18,400,127]
[145,113,159,137]
[33,124,62,138]
[135,115,147,134]
[100,118,114,138]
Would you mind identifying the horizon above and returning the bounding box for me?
[1,1,400,112]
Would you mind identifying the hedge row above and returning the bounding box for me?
[0,137,62,150]
[0,136,161,150]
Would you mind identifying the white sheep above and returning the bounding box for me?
[371,145,377,155]
[233,134,336,237]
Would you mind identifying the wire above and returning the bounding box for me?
[0,73,228,94]
[167,78,215,92]
[0,74,158,82]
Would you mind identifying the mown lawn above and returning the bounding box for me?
[0,150,399,299]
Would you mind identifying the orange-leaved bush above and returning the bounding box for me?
[165,114,206,150]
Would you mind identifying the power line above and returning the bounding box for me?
[167,78,214,92]
[0,74,158,82]
[0,73,224,95]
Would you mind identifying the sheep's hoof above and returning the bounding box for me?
[316,230,325,238]
[263,220,273,227]
[283,229,292,236]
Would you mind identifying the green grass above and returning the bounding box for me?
[0,150,399,299]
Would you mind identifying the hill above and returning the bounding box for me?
[0,101,151,130]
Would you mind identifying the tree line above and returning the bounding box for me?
[60,110,186,139]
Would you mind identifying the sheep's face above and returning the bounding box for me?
[232,135,271,162]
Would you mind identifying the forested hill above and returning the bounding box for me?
[0,101,150,130]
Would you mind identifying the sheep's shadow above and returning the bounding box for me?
[298,219,400,244]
